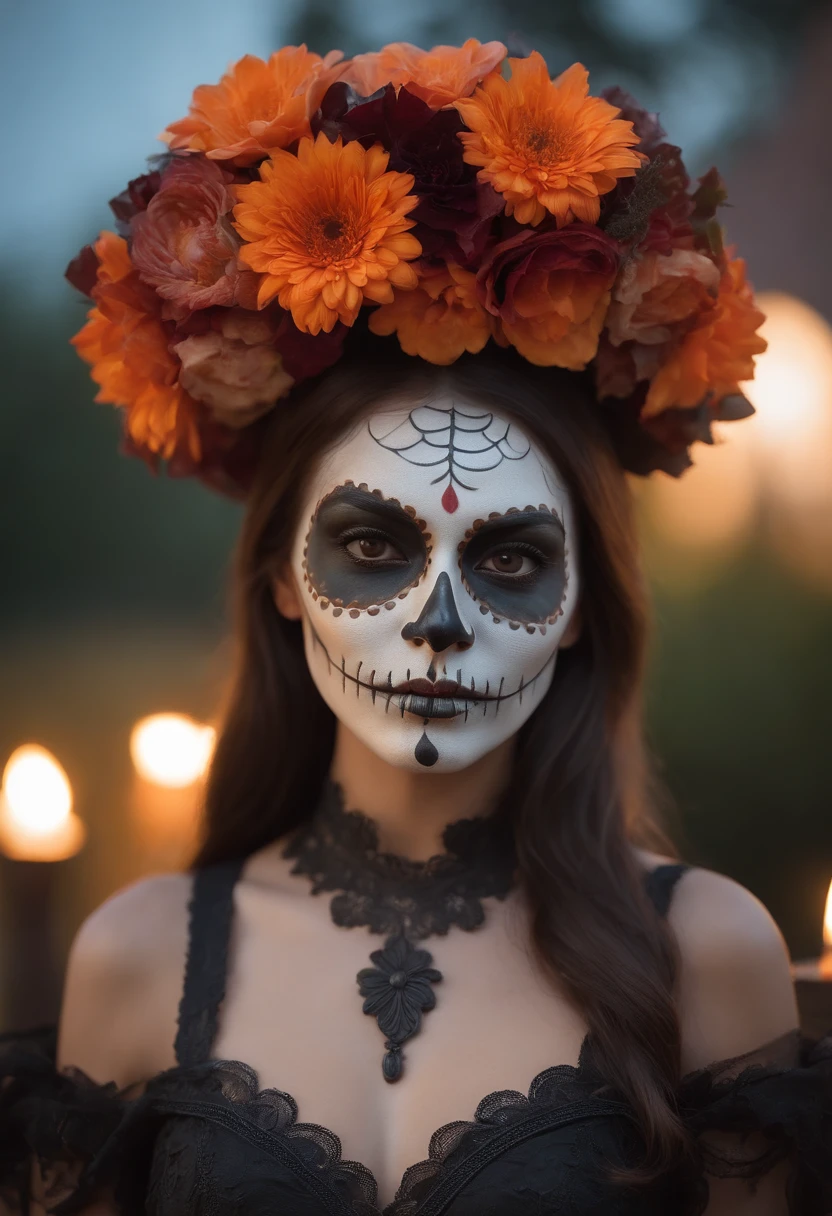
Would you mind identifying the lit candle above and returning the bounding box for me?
[0,744,85,862]
[128,714,214,869]
[792,879,832,1036]
[0,744,86,1028]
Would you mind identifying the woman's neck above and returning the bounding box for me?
[329,725,514,860]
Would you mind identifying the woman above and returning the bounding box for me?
[3,38,830,1216]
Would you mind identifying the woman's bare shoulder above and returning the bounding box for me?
[57,872,193,1085]
[665,865,799,1072]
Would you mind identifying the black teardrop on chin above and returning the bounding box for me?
[415,732,439,767]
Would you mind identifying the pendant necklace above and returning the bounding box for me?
[282,780,517,1082]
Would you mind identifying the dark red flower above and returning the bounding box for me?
[599,88,693,255]
[477,223,622,368]
[595,381,755,478]
[108,162,167,233]
[689,166,729,263]
[130,155,256,314]
[273,309,347,380]
[65,242,101,297]
[312,82,503,264]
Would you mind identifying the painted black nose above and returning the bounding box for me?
[401,572,475,652]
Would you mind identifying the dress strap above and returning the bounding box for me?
[174,858,246,1068]
[643,862,690,919]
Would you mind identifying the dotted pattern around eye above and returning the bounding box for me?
[456,504,569,634]
[302,480,433,617]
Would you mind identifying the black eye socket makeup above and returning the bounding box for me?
[459,510,567,624]
[303,484,431,609]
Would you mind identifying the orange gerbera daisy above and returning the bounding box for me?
[456,54,645,228]
[369,263,493,364]
[162,46,344,164]
[71,232,201,461]
[342,39,506,108]
[233,133,422,334]
[643,254,767,417]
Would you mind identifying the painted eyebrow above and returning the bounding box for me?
[314,483,427,531]
[459,507,566,544]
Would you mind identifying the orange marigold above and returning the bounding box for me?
[162,46,344,164]
[369,263,493,364]
[341,39,506,108]
[643,254,767,417]
[233,133,422,334]
[70,232,200,461]
[455,54,645,228]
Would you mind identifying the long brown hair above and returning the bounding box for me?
[194,336,688,1179]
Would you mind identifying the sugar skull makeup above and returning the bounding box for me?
[286,394,580,772]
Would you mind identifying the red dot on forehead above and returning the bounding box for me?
[441,484,459,514]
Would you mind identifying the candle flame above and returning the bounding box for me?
[131,714,215,788]
[824,879,832,952]
[0,744,85,861]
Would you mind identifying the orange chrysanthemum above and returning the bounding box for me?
[456,55,645,228]
[71,232,200,460]
[369,263,493,364]
[233,133,422,335]
[162,46,344,164]
[341,39,506,108]
[643,254,767,417]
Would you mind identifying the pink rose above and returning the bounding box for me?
[606,249,720,347]
[173,311,294,427]
[131,156,255,313]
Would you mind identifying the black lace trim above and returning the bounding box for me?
[147,1060,380,1215]
[143,1048,610,1215]
[175,860,245,1068]
[389,1046,613,1214]
[3,1029,832,1215]
[282,781,517,939]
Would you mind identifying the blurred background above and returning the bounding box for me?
[2,0,831,1030]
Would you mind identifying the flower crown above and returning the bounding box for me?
[66,40,766,492]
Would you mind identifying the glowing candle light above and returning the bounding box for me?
[128,714,215,868]
[792,877,832,1035]
[130,713,215,788]
[822,880,832,980]
[0,744,85,862]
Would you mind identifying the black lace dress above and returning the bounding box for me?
[1,863,830,1216]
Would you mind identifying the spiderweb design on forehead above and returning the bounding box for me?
[367,405,531,514]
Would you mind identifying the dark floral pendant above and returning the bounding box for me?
[357,934,443,1082]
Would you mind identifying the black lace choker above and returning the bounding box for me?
[282,780,517,1082]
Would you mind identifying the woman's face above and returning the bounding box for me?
[278,392,581,773]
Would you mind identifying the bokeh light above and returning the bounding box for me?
[0,744,86,861]
[640,290,832,591]
[744,292,832,590]
[130,714,216,788]
[743,292,832,507]
[640,424,758,561]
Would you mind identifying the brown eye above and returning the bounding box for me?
[478,550,537,576]
[344,537,405,564]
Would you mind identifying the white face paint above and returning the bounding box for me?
[288,393,580,772]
